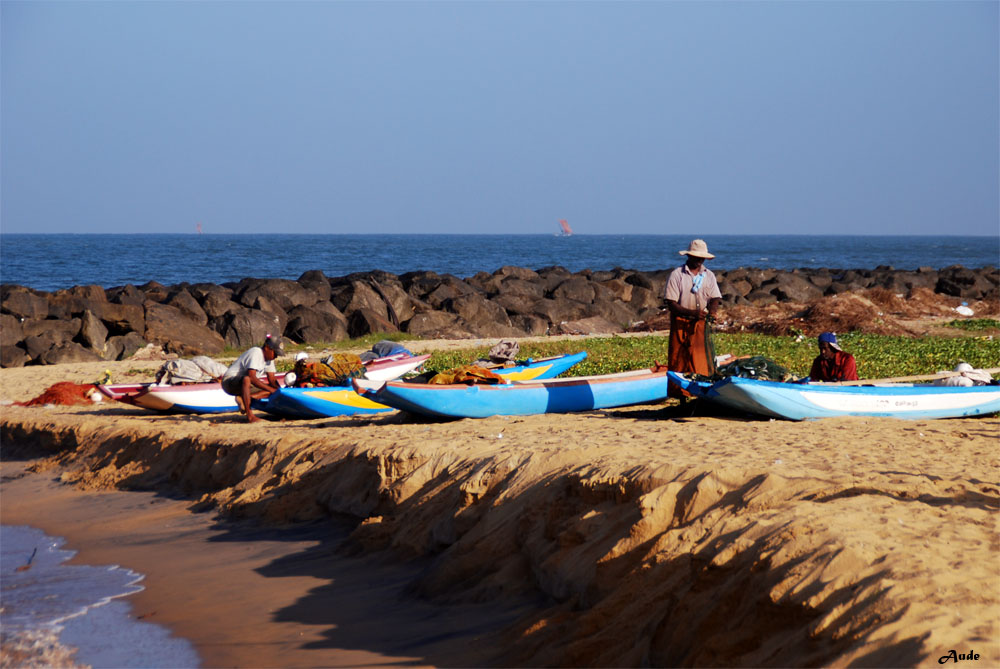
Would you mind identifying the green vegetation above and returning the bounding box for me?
[420,332,999,380]
[944,318,1000,332]
[256,330,1000,379]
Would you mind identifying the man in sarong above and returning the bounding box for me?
[663,239,722,394]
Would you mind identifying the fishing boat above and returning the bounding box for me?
[557,219,573,237]
[98,354,430,414]
[667,372,1000,421]
[352,366,670,419]
[254,352,588,419]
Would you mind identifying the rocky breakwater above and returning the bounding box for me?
[2,264,997,367]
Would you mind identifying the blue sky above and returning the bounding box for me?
[2,1,997,236]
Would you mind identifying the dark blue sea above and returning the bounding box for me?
[1,233,997,292]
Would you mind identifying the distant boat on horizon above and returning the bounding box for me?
[196,222,203,234]
[557,219,573,236]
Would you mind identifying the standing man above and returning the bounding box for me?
[808,332,858,382]
[221,335,283,422]
[664,239,722,382]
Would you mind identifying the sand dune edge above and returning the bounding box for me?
[2,398,997,667]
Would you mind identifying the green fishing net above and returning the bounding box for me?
[695,356,799,383]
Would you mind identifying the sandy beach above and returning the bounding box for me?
[1,349,998,667]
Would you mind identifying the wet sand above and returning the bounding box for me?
[1,355,999,667]
[1,460,524,668]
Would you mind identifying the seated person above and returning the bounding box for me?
[809,332,858,382]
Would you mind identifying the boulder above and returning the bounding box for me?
[598,279,632,303]
[297,270,332,303]
[201,292,242,321]
[41,342,103,365]
[348,308,398,338]
[587,297,639,329]
[509,314,548,336]
[0,313,23,347]
[236,278,319,311]
[22,318,80,340]
[219,308,283,351]
[401,270,444,300]
[140,281,170,303]
[527,298,590,326]
[768,274,824,303]
[79,310,109,357]
[538,267,574,293]
[24,330,73,362]
[494,266,540,281]
[105,332,148,361]
[167,289,209,326]
[550,316,624,336]
[369,280,416,325]
[251,296,288,336]
[444,294,514,331]
[466,271,503,296]
[551,277,596,304]
[284,305,349,343]
[746,290,778,305]
[331,280,389,319]
[92,302,145,335]
[500,277,545,299]
[628,285,661,312]
[1,287,49,320]
[144,303,225,356]
[106,284,146,306]
[405,311,475,339]
[1,345,29,368]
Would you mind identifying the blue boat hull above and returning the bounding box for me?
[356,368,670,419]
[668,372,1000,421]
[256,352,588,419]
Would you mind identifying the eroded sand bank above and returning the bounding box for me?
[1,358,998,667]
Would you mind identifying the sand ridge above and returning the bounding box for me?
[1,356,999,667]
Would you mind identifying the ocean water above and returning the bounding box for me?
[1,524,200,668]
[0,233,996,293]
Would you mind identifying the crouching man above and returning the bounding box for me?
[221,336,283,422]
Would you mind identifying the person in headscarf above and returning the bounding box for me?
[663,239,722,386]
[808,332,858,382]
[221,335,283,422]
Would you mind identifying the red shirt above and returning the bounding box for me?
[810,351,858,382]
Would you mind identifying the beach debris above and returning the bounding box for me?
[16,382,103,407]
[15,547,38,573]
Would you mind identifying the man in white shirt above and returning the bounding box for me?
[221,336,283,422]
[663,239,722,385]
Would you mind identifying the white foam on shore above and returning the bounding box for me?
[1,525,199,668]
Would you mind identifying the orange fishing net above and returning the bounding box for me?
[294,354,365,387]
[428,365,505,385]
[16,382,99,407]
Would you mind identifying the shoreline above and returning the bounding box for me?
[2,356,998,666]
[1,460,522,668]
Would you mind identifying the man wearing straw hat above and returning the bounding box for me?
[663,239,722,387]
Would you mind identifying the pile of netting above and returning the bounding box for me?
[694,356,799,383]
[16,382,100,407]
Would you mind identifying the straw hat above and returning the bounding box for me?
[679,239,714,259]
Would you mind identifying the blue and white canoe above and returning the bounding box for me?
[116,353,433,415]
[255,352,588,419]
[667,372,1000,421]
[352,366,670,419]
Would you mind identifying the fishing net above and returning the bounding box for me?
[294,354,365,386]
[428,365,506,385]
[696,356,798,383]
[16,382,100,407]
